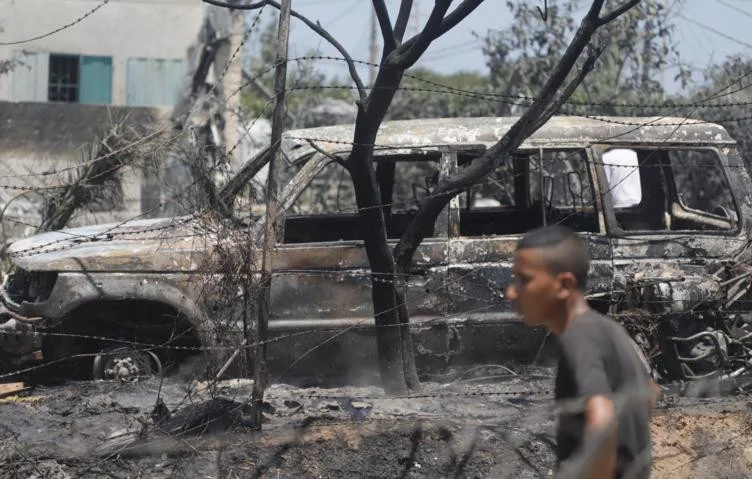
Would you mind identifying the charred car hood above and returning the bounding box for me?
[5,216,226,273]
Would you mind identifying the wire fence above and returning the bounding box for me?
[2,2,752,478]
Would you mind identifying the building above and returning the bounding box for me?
[0,0,205,245]
[0,0,204,108]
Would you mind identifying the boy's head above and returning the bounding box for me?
[505,225,590,329]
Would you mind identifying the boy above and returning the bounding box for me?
[505,225,657,479]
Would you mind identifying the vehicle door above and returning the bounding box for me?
[592,143,748,378]
[444,146,613,366]
[269,148,451,378]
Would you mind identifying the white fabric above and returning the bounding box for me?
[603,149,642,208]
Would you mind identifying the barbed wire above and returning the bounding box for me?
[0,55,748,184]
[0,268,747,383]
[276,55,752,111]
[0,127,180,181]
[0,0,111,46]
[0,30,744,372]
[280,82,752,115]
[2,49,734,185]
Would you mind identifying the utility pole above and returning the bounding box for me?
[369,4,378,86]
[252,0,291,428]
[223,5,244,165]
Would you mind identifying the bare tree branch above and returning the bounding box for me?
[394,0,485,68]
[306,140,348,169]
[202,0,367,102]
[532,41,608,132]
[394,0,414,42]
[390,0,452,69]
[431,0,486,37]
[598,0,640,26]
[373,0,397,53]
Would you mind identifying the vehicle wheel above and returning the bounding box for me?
[92,345,162,382]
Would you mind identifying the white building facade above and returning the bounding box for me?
[0,0,204,108]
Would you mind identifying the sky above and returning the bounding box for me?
[246,0,752,95]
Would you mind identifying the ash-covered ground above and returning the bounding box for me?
[0,367,751,478]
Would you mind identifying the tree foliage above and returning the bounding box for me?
[481,0,690,115]
[689,54,752,167]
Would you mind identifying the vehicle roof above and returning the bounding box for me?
[282,116,736,160]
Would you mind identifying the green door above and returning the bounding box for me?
[79,55,113,104]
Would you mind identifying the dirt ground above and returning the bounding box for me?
[0,371,750,479]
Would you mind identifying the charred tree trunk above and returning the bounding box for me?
[348,65,413,393]
[346,0,477,392]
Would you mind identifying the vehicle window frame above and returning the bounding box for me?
[592,144,743,237]
[448,146,605,238]
[276,148,450,246]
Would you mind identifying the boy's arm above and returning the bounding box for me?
[561,379,656,479]
[582,395,618,479]
[557,394,618,479]
[556,329,618,479]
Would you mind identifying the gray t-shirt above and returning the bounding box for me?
[554,310,653,478]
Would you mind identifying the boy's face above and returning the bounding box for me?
[506,247,570,328]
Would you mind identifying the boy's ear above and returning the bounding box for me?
[557,272,578,295]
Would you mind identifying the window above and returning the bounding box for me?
[529,149,597,231]
[458,150,515,210]
[281,153,441,244]
[11,52,112,104]
[390,159,441,214]
[288,160,356,215]
[601,147,738,232]
[48,54,113,104]
[458,148,598,236]
[48,54,79,102]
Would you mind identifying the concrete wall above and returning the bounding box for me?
[0,101,171,244]
[0,151,146,242]
[0,0,204,105]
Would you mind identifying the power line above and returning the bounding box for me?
[419,39,485,62]
[679,14,752,50]
[0,0,110,46]
[716,0,752,20]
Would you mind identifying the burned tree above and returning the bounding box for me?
[204,0,641,393]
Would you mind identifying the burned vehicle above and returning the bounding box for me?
[2,116,752,384]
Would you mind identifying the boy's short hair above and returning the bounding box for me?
[516,225,590,289]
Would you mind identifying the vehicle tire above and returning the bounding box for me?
[92,345,162,381]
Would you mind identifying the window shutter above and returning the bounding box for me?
[79,55,113,104]
[11,51,49,102]
[126,57,185,107]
